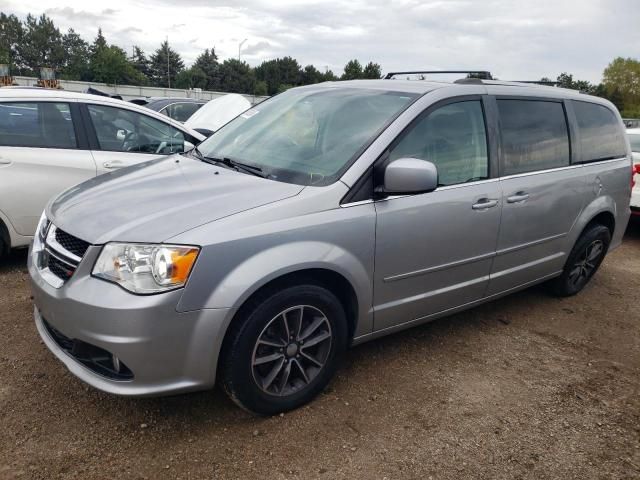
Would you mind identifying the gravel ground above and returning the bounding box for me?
[1,221,639,480]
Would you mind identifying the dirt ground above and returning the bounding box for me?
[1,221,639,480]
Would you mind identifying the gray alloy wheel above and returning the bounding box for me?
[251,305,332,397]
[567,239,604,289]
[549,223,610,297]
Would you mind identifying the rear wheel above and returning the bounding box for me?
[549,224,611,297]
[220,284,348,415]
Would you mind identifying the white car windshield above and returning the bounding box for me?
[197,87,418,186]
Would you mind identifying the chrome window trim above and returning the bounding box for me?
[375,178,500,203]
[578,156,630,166]
[340,199,374,208]
[498,164,582,181]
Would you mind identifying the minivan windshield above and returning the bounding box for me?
[197,87,418,186]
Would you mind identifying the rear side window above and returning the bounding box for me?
[0,102,77,149]
[497,100,570,176]
[573,101,626,161]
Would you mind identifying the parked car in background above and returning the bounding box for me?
[184,93,251,137]
[0,87,205,258]
[29,78,631,415]
[131,97,207,123]
[628,128,640,214]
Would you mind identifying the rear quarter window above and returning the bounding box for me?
[573,101,626,162]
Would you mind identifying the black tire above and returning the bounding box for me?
[220,284,348,415]
[549,224,611,297]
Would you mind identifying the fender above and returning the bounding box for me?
[177,240,374,338]
[568,194,617,249]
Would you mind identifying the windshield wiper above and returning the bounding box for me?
[191,147,268,178]
[203,154,268,178]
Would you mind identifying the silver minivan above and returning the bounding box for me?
[28,77,632,414]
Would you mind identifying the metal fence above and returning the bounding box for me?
[13,76,269,105]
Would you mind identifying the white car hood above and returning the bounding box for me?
[185,94,251,132]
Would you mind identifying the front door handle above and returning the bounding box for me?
[102,161,126,169]
[507,192,530,203]
[472,198,499,210]
[0,156,10,165]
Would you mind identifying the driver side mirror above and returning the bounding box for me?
[183,140,196,153]
[378,158,438,195]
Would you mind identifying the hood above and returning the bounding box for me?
[48,156,303,244]
[185,94,251,133]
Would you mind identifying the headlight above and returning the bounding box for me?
[92,243,200,294]
[35,211,50,242]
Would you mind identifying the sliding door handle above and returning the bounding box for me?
[472,198,499,210]
[507,192,530,203]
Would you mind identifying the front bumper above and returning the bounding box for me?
[29,244,231,397]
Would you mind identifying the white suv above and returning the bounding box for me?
[0,87,205,257]
[628,128,640,215]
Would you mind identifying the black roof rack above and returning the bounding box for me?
[507,80,559,86]
[384,70,493,80]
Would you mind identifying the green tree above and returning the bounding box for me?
[603,57,640,115]
[149,40,185,87]
[320,69,338,82]
[362,61,382,79]
[301,64,322,85]
[88,30,145,84]
[255,59,281,95]
[0,13,24,73]
[91,45,145,84]
[60,28,90,80]
[218,59,255,94]
[341,59,363,80]
[193,48,220,90]
[91,28,107,55]
[277,56,301,86]
[175,66,207,89]
[254,80,268,96]
[130,46,151,81]
[19,14,64,76]
[255,57,304,94]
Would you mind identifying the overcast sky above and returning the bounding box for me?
[3,0,639,82]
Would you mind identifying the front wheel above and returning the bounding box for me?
[220,284,348,415]
[549,224,611,297]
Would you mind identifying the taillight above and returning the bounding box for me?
[633,164,640,189]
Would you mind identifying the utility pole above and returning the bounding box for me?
[238,38,247,61]
[166,36,171,89]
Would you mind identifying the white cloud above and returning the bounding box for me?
[5,0,640,82]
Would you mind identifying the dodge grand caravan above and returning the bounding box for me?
[29,77,632,414]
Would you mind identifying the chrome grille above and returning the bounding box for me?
[54,228,90,258]
[33,220,91,288]
[47,252,77,281]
